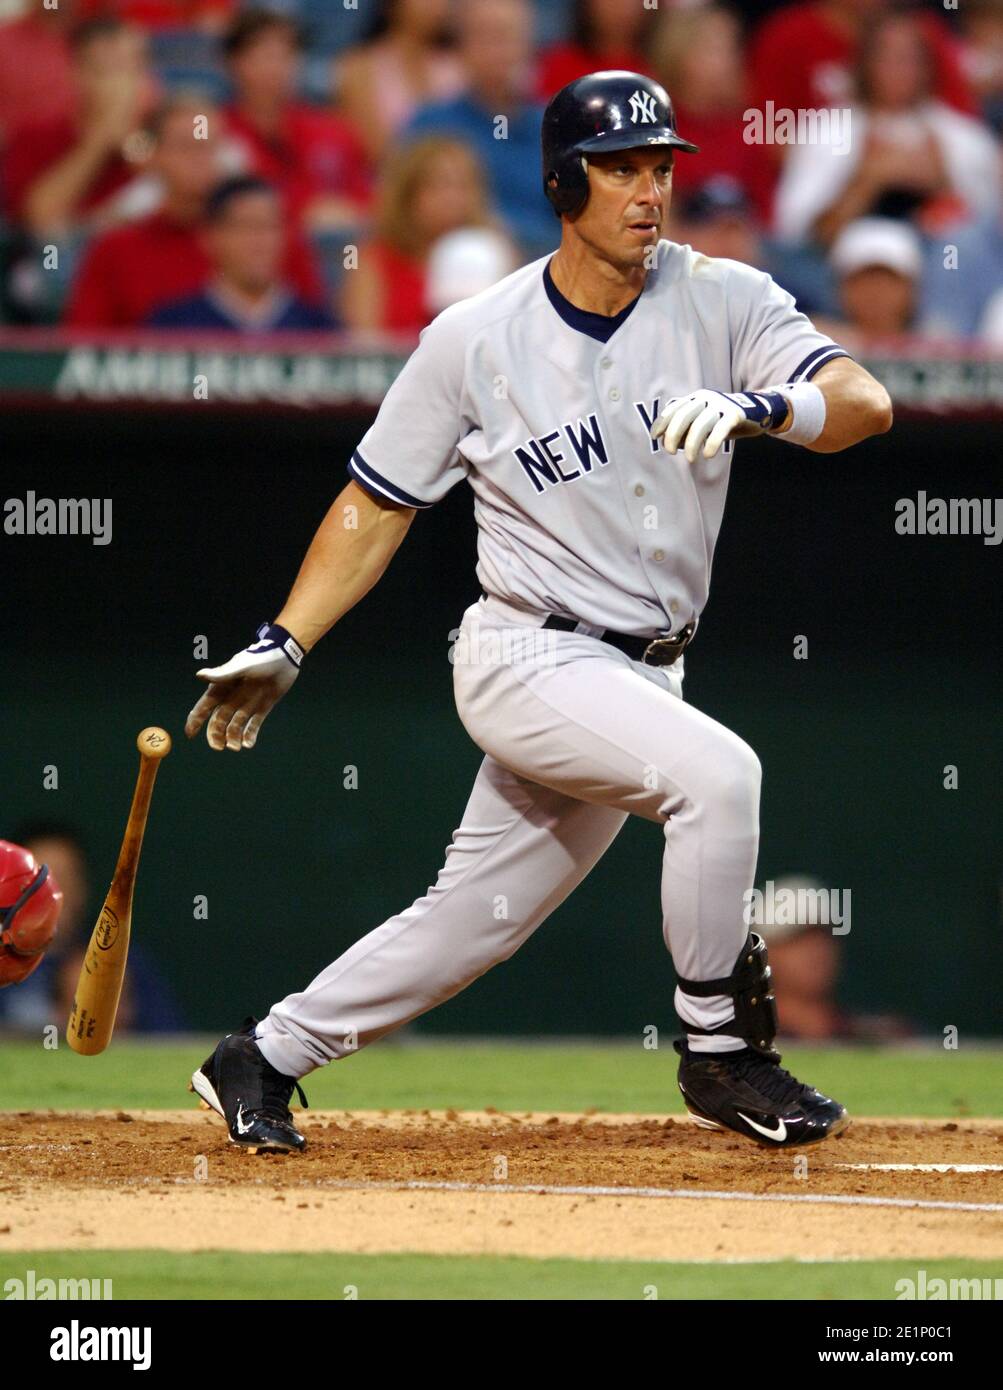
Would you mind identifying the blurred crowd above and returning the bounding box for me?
[1,0,1002,343]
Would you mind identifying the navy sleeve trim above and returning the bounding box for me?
[347,450,434,509]
[788,345,851,383]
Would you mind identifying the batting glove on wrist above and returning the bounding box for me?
[185,622,304,752]
[651,388,790,463]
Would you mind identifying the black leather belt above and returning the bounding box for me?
[543,612,695,666]
[480,590,694,667]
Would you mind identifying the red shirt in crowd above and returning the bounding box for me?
[0,17,76,146]
[749,2,977,119]
[2,115,136,222]
[535,43,655,102]
[77,1,236,26]
[223,105,373,224]
[368,241,429,334]
[65,210,324,328]
[670,105,775,222]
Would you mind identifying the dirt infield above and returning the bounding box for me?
[2,1109,1002,1262]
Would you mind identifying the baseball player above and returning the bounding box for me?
[186,72,892,1153]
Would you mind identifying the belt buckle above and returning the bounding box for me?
[642,621,694,666]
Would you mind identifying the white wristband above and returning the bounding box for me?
[772,381,826,445]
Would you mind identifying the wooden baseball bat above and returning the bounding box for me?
[66,727,171,1056]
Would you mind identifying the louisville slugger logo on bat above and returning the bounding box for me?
[95,906,119,952]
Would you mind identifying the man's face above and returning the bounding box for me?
[152,108,221,202]
[398,0,452,37]
[840,265,914,335]
[209,190,284,294]
[589,0,646,31]
[25,837,88,940]
[412,149,481,240]
[671,213,760,268]
[231,28,298,106]
[865,17,930,109]
[460,0,532,91]
[566,149,673,270]
[769,931,838,1002]
[677,8,742,108]
[77,25,148,88]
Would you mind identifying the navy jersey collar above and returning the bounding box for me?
[543,257,643,343]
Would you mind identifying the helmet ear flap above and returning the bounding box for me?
[569,155,590,218]
[543,152,590,219]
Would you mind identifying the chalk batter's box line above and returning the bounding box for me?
[303,1178,1003,1214]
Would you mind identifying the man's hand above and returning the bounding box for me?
[861,132,947,197]
[652,388,790,463]
[185,624,303,751]
[184,481,415,752]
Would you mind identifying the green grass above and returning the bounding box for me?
[1,1250,1000,1300]
[5,1043,1001,1301]
[2,1037,1002,1117]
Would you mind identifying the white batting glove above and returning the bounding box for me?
[185,623,304,752]
[652,388,790,464]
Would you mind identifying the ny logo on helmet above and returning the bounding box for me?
[628,89,658,124]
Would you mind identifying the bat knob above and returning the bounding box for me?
[137,727,172,759]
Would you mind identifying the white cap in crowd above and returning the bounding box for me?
[425,228,516,314]
[830,217,923,282]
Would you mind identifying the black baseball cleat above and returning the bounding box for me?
[190,1017,308,1153]
[674,1040,849,1147]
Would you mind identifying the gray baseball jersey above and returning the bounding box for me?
[347,239,847,636]
[256,242,851,1081]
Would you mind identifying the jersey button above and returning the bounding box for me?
[633,484,645,497]
[652,549,665,563]
[670,599,680,614]
[609,387,621,402]
[600,357,612,369]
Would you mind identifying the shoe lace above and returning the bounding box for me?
[238,1016,308,1124]
[259,1068,308,1125]
[731,1050,811,1106]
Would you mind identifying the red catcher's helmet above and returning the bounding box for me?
[0,840,63,988]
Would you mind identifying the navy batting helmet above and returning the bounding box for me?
[542,70,699,219]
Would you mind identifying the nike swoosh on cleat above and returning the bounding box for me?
[736,1111,787,1142]
[234,1103,255,1136]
